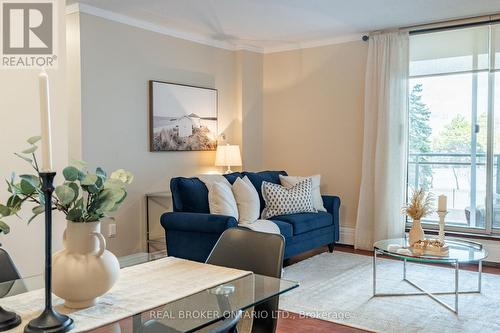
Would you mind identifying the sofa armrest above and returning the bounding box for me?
[322,195,341,242]
[322,195,341,215]
[160,212,238,234]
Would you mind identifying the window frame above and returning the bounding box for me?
[405,24,500,236]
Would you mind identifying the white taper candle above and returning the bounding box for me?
[438,194,447,212]
[39,71,53,171]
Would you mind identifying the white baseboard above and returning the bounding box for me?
[338,226,500,264]
[339,226,355,245]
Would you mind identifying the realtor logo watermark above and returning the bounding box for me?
[1,0,57,68]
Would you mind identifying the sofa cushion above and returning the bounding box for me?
[171,171,287,214]
[223,172,244,184]
[232,176,260,224]
[273,212,333,235]
[170,177,209,213]
[270,219,293,239]
[208,182,239,219]
[261,179,316,219]
[244,171,287,212]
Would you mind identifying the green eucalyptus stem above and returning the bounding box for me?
[0,136,133,235]
[32,152,40,173]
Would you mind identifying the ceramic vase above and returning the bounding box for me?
[408,219,425,246]
[53,221,120,309]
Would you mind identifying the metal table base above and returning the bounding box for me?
[372,249,483,314]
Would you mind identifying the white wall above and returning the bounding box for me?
[0,2,68,276]
[69,12,246,256]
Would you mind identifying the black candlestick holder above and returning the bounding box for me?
[24,172,74,333]
[0,306,21,331]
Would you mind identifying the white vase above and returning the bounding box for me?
[53,220,120,309]
[408,219,425,246]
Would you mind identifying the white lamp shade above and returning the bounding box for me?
[215,144,242,167]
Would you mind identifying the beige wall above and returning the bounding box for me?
[0,2,67,276]
[67,11,366,257]
[66,13,82,161]
[66,11,366,259]
[237,50,264,170]
[70,13,249,256]
[263,41,368,229]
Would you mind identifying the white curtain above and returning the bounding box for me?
[355,31,409,250]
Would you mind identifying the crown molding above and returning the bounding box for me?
[262,34,365,54]
[65,3,364,54]
[65,3,244,51]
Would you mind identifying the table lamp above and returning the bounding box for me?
[215,144,242,174]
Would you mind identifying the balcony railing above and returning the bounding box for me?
[408,152,500,229]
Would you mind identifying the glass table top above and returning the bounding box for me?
[374,237,488,263]
[127,273,297,333]
[0,252,299,333]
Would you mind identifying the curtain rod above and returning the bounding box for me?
[362,13,500,41]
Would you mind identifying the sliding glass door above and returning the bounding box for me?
[493,24,500,231]
[407,24,500,234]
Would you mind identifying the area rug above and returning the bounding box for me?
[280,251,500,333]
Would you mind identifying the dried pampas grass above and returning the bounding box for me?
[403,188,434,220]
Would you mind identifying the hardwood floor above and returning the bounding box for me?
[276,243,500,333]
[276,310,371,333]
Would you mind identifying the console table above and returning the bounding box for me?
[145,191,172,253]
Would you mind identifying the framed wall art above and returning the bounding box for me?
[149,80,218,151]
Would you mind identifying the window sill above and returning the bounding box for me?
[405,227,500,241]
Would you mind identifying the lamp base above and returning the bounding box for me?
[0,306,21,332]
[24,308,74,333]
[224,167,232,174]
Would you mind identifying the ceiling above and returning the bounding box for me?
[66,0,500,53]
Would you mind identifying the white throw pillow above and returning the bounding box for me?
[208,182,238,219]
[261,179,317,219]
[198,174,231,188]
[279,174,326,212]
[232,176,260,224]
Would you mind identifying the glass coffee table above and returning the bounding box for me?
[373,237,487,314]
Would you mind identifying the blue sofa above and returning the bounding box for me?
[160,171,341,262]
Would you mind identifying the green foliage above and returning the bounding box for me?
[434,114,472,153]
[62,166,79,181]
[81,174,98,186]
[408,84,433,189]
[27,136,41,145]
[409,84,432,153]
[0,137,134,234]
[0,221,10,234]
[55,185,76,205]
[0,204,10,216]
[21,146,38,154]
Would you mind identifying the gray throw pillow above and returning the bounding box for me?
[261,178,317,219]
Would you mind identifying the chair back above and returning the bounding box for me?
[206,228,284,278]
[0,247,21,298]
[0,248,20,283]
[206,228,285,333]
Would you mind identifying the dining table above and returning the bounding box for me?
[0,252,299,333]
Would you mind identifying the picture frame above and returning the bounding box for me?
[149,80,218,151]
